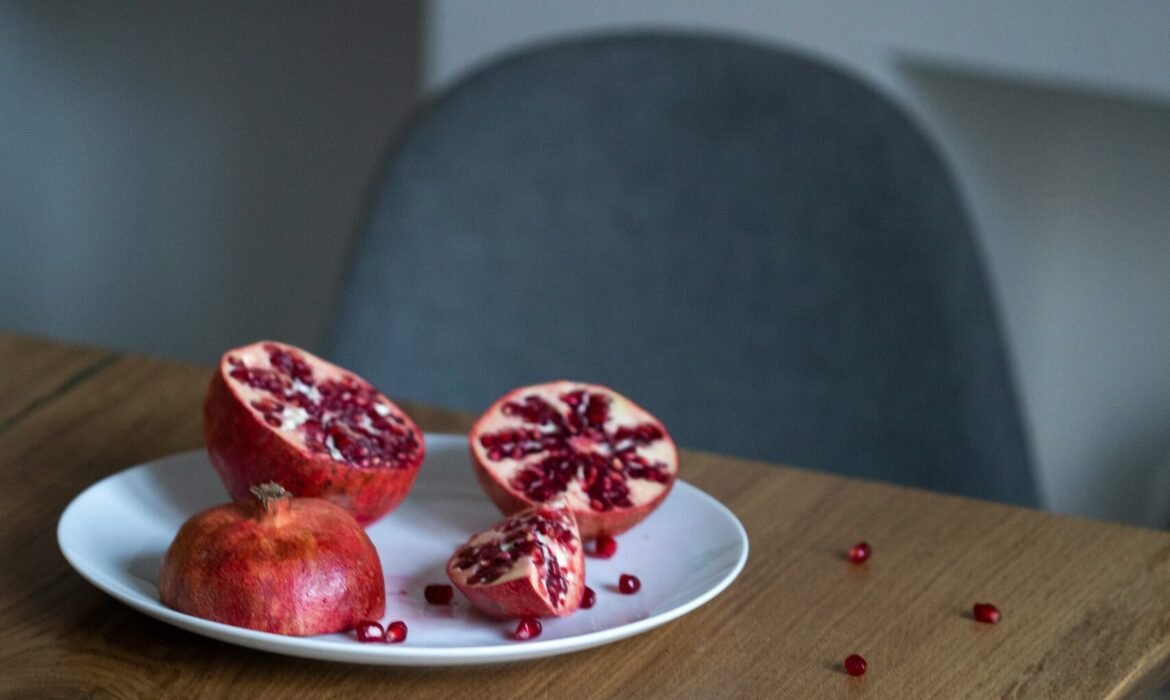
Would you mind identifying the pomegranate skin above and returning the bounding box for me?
[203,341,425,525]
[470,381,679,539]
[454,567,567,619]
[159,486,385,636]
[446,503,585,619]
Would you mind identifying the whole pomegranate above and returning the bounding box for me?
[446,501,585,619]
[159,483,385,636]
[469,381,678,538]
[204,340,425,524]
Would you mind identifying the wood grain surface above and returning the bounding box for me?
[2,333,1170,699]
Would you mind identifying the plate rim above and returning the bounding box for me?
[57,435,750,665]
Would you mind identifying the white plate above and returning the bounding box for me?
[57,434,748,665]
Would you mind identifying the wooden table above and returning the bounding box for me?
[3,333,1170,698]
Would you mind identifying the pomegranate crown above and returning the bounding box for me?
[249,482,292,512]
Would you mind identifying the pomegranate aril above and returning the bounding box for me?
[513,617,542,640]
[973,602,1001,624]
[385,620,408,643]
[848,542,871,563]
[584,393,610,426]
[580,586,596,609]
[618,573,641,594]
[844,653,867,676]
[355,620,384,643]
[424,584,454,605]
[591,534,618,559]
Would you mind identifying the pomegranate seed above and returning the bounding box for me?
[354,620,384,643]
[618,573,641,594]
[581,586,597,609]
[973,602,1001,624]
[848,542,871,563]
[844,653,868,676]
[592,534,618,558]
[424,584,454,605]
[385,620,408,643]
[513,616,543,640]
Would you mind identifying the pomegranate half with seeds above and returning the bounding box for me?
[446,501,585,619]
[204,341,425,525]
[469,381,678,538]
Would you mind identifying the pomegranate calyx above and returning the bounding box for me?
[250,482,293,515]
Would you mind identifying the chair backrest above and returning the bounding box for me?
[329,32,1037,506]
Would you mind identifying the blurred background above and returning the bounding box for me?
[2,1,1168,527]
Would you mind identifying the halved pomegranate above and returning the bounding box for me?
[204,341,425,525]
[159,483,385,636]
[469,381,678,538]
[446,501,585,619]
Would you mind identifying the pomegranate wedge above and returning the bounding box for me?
[447,501,585,619]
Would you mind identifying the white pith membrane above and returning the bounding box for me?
[449,504,579,608]
[223,343,418,468]
[472,381,676,511]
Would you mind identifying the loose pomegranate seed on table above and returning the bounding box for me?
[424,584,454,605]
[385,620,408,643]
[354,620,384,643]
[848,541,871,563]
[580,586,597,609]
[973,602,1002,624]
[592,534,618,559]
[618,573,641,594]
[844,654,868,676]
[513,617,543,641]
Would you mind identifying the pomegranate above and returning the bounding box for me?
[204,340,425,524]
[159,483,385,636]
[469,381,678,538]
[446,501,585,619]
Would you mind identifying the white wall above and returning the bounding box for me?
[425,0,1170,524]
[906,68,1170,523]
[0,2,420,362]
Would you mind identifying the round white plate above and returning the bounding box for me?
[57,434,748,665]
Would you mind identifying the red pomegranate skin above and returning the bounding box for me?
[204,341,425,525]
[470,381,678,539]
[159,485,385,636]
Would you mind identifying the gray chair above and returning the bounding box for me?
[329,32,1037,506]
